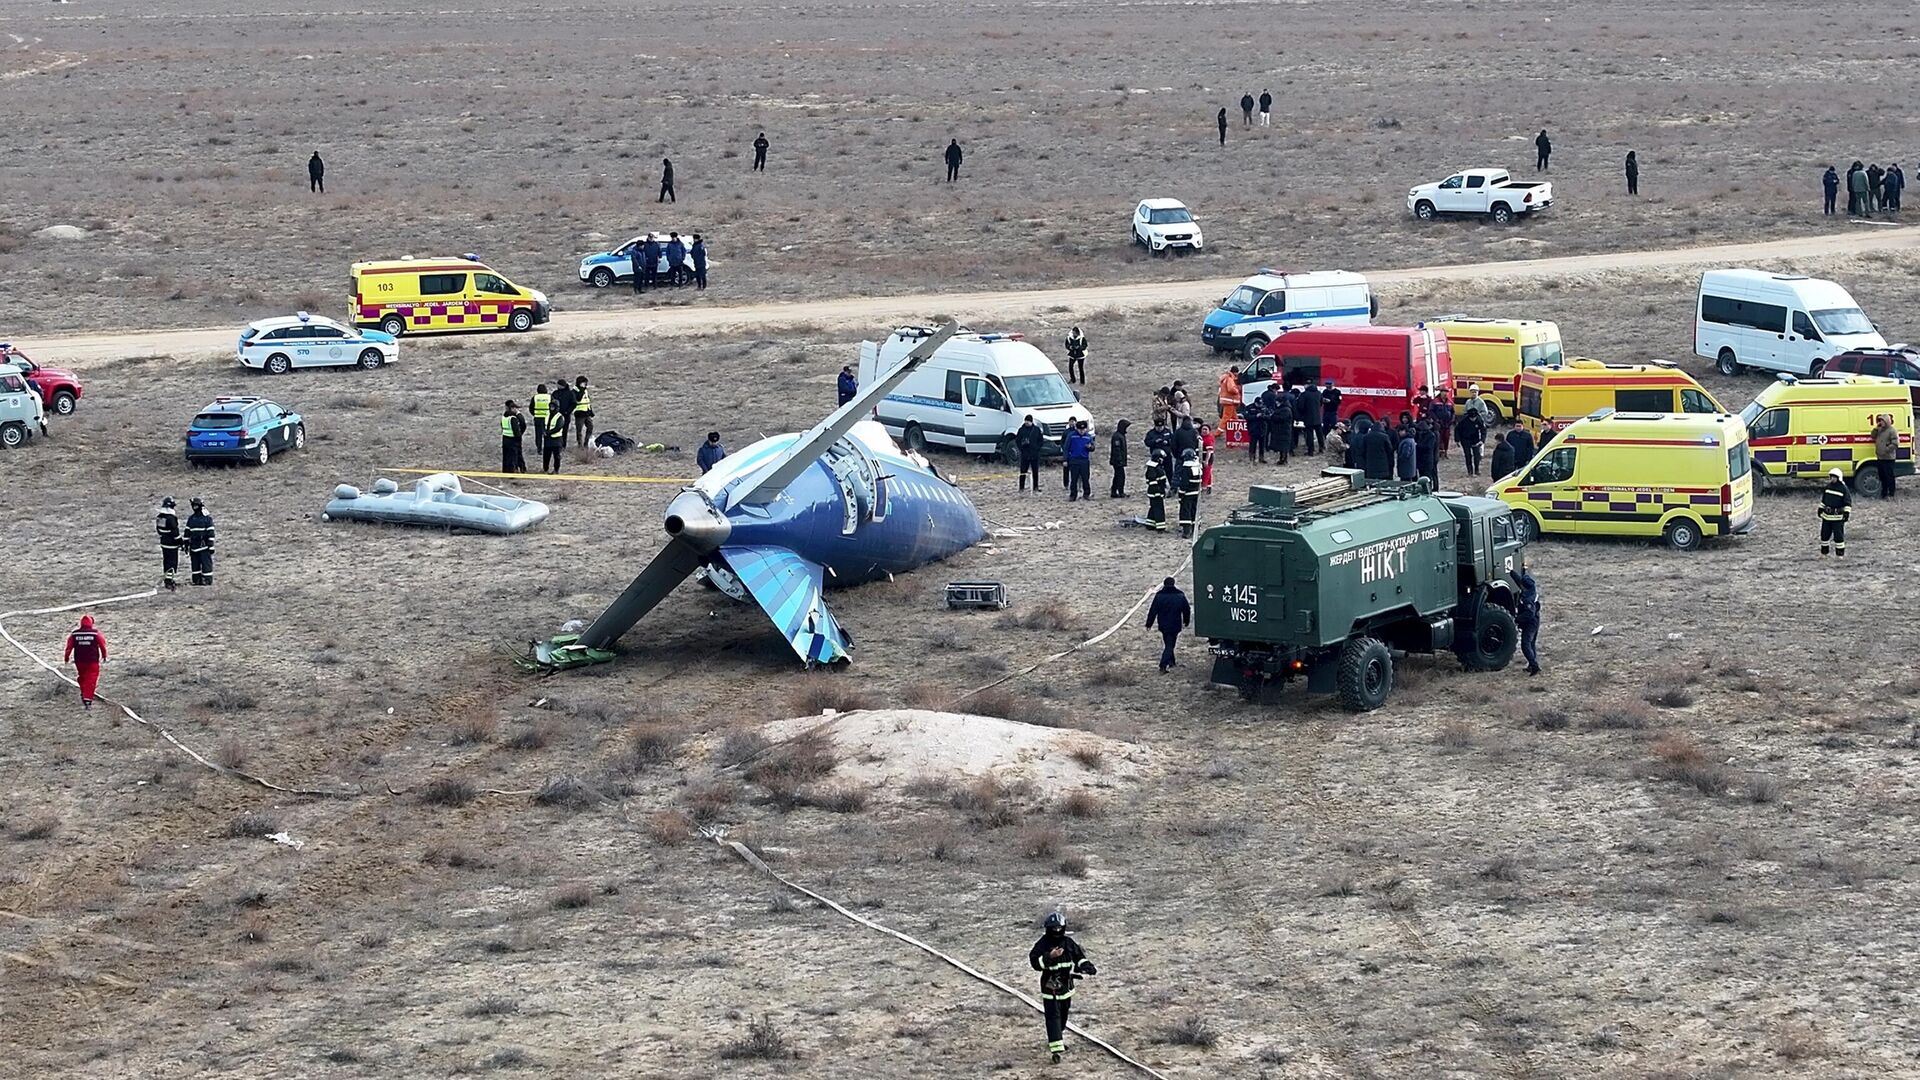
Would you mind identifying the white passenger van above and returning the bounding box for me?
[859,326,1094,462]
[1200,269,1374,361]
[1695,269,1886,378]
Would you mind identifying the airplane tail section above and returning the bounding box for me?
[716,545,852,666]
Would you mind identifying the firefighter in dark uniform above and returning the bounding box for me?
[543,407,570,473]
[1143,449,1168,530]
[185,498,215,586]
[1819,467,1851,556]
[1176,447,1203,538]
[155,496,181,592]
[529,383,552,455]
[501,400,527,473]
[1063,326,1088,385]
[1028,911,1096,1064]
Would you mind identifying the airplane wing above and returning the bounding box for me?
[729,319,957,507]
[715,544,852,665]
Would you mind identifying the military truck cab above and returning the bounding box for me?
[1194,468,1527,712]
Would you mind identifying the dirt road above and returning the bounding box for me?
[20,227,1919,369]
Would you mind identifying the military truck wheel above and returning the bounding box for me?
[1664,517,1702,551]
[1456,606,1518,672]
[1336,636,1394,712]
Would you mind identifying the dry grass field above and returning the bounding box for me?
[3,0,1918,336]
[7,1,1920,1077]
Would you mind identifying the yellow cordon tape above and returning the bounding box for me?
[386,468,1015,485]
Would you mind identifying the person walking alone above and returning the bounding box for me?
[1534,128,1552,171]
[944,139,963,182]
[658,157,676,203]
[308,151,325,194]
[154,496,182,592]
[1818,467,1851,556]
[1257,89,1272,127]
[1823,165,1840,216]
[1108,419,1130,498]
[500,400,527,473]
[1016,414,1045,493]
[1029,912,1097,1064]
[64,615,108,710]
[1625,150,1639,195]
[837,365,859,406]
[1063,326,1088,384]
[1217,107,1228,146]
[185,498,216,587]
[1455,403,1487,477]
[752,132,769,172]
[1240,92,1255,126]
[1515,568,1542,676]
[1871,412,1899,497]
[1145,576,1191,673]
[690,234,708,290]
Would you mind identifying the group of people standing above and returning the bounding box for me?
[1824,162,1906,216]
[501,377,595,473]
[629,232,709,293]
[154,496,216,591]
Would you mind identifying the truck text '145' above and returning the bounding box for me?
[1208,582,1261,623]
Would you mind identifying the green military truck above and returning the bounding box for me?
[1193,468,1529,711]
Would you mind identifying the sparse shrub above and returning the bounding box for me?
[902,774,951,800]
[1060,790,1104,819]
[786,681,872,716]
[927,825,961,861]
[1437,720,1474,747]
[324,1048,364,1064]
[225,813,279,839]
[465,996,520,1018]
[1524,705,1569,731]
[1588,699,1654,730]
[721,1015,795,1060]
[681,781,740,824]
[746,729,838,789]
[1019,823,1065,860]
[203,686,260,712]
[1745,773,1780,804]
[625,722,683,768]
[1160,1015,1218,1048]
[768,893,798,914]
[483,1048,530,1069]
[1646,686,1697,709]
[232,886,271,909]
[550,883,594,910]
[1068,744,1107,771]
[1315,874,1358,898]
[534,775,599,811]
[951,777,1019,829]
[10,815,60,841]
[1772,1023,1828,1062]
[504,724,551,751]
[717,729,773,770]
[1480,855,1520,882]
[215,737,249,771]
[421,844,490,869]
[419,777,477,807]
[647,810,691,846]
[1000,598,1080,632]
[966,687,1062,727]
[1650,734,1732,795]
[810,783,870,813]
[1204,757,1235,780]
[450,712,497,746]
[1086,662,1139,688]
[1581,1026,1623,1050]
[1058,852,1091,878]
[900,682,950,709]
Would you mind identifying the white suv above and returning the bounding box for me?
[1131,198,1203,254]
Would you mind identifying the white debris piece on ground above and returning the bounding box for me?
[266,832,304,850]
[751,708,1149,798]
[560,618,587,633]
[35,224,90,240]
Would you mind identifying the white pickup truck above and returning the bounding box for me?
[1407,169,1552,225]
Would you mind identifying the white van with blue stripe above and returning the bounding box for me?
[1201,269,1374,361]
[860,326,1093,463]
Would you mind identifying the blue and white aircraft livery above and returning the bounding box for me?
[532,321,984,669]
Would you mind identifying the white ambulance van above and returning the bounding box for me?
[859,326,1093,462]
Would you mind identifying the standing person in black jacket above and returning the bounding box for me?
[1625,150,1639,196]
[1243,390,1268,462]
[500,400,527,473]
[1144,416,1173,462]
[944,139,963,182]
[1029,912,1097,1063]
[185,499,216,586]
[1818,467,1851,556]
[1063,326,1088,384]
[1490,428,1517,480]
[1016,414,1045,493]
[1108,419,1130,498]
[155,496,181,592]
[1297,381,1323,455]
[630,240,647,294]
[1257,89,1272,127]
[1414,418,1439,484]
[548,378,577,438]
[1360,420,1395,480]
[1144,576,1191,672]
[658,158,676,203]
[542,407,569,473]
[1319,378,1342,439]
[1455,406,1487,477]
[1240,92,1255,126]
[1171,416,1200,461]
[308,151,325,193]
[1505,424,1536,467]
[1217,107,1228,146]
[1534,128,1552,171]
[1268,387,1294,465]
[751,132,770,172]
[1823,165,1841,216]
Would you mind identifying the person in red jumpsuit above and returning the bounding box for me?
[64,615,108,710]
[1198,421,1217,494]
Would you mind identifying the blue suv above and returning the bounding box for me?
[186,396,306,467]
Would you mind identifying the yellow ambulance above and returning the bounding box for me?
[1431,316,1562,420]
[1515,359,1724,436]
[1739,374,1914,497]
[349,256,551,336]
[1491,410,1755,551]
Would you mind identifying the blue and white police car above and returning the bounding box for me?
[577,233,695,288]
[238,312,397,375]
[185,396,306,467]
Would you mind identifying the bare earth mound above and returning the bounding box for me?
[756,708,1149,797]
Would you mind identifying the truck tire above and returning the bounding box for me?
[1241,335,1269,362]
[510,308,535,332]
[0,422,24,450]
[1513,511,1541,543]
[1336,636,1394,712]
[1852,463,1883,498]
[1490,203,1515,225]
[1716,349,1741,377]
[1664,517,1702,551]
[50,390,76,416]
[1414,200,1436,221]
[1754,464,1776,496]
[1455,606,1518,672]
